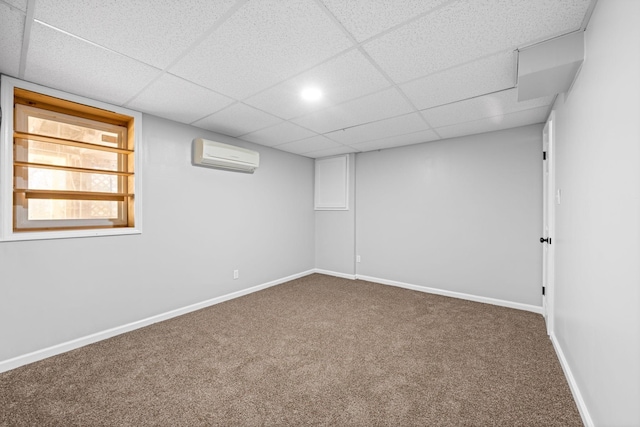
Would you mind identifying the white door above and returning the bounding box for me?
[542,112,556,335]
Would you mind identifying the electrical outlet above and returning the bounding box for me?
[356,255,361,263]
[233,270,239,279]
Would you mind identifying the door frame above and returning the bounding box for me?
[542,111,556,335]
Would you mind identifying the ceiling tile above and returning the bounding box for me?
[303,145,358,159]
[436,106,550,140]
[192,103,282,137]
[421,89,554,129]
[363,0,591,83]
[34,0,238,69]
[4,0,27,11]
[325,113,428,144]
[292,87,414,134]
[321,0,448,42]
[12,0,593,155]
[244,49,390,120]
[170,0,353,100]
[25,22,161,106]
[350,129,440,152]
[0,2,24,77]
[275,135,341,155]
[400,51,516,111]
[126,74,234,124]
[240,122,317,147]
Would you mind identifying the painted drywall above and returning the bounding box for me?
[0,113,315,363]
[355,125,543,306]
[315,154,356,276]
[552,0,640,425]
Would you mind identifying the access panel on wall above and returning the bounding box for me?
[314,154,349,210]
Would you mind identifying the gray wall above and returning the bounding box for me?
[552,0,640,425]
[315,153,356,276]
[0,113,315,362]
[355,125,543,306]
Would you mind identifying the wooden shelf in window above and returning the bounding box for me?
[16,189,133,202]
[13,161,133,176]
[13,131,134,154]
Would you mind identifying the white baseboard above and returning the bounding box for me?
[313,268,356,280]
[550,332,594,427]
[355,274,544,315]
[0,269,316,374]
[0,270,545,374]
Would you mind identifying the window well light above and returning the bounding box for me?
[300,87,323,102]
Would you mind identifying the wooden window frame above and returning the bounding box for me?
[0,75,143,241]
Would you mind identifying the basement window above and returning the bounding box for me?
[0,76,142,241]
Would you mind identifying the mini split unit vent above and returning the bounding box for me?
[192,138,260,173]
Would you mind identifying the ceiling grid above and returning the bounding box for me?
[0,0,595,157]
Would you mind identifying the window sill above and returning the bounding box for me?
[0,227,142,242]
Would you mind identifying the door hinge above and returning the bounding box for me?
[543,151,547,160]
[542,286,546,296]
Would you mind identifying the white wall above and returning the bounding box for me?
[0,113,315,363]
[315,154,356,276]
[552,0,640,425]
[355,125,543,306]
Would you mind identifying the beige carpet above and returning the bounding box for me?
[0,274,582,426]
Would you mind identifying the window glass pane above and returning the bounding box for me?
[27,116,120,147]
[15,104,125,148]
[27,199,121,220]
[15,138,121,172]
[15,165,121,193]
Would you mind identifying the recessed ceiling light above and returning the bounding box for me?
[300,87,323,102]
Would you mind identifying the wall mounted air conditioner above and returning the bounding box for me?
[192,138,259,173]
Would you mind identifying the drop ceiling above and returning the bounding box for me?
[0,0,595,158]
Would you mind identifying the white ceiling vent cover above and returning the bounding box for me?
[193,138,259,173]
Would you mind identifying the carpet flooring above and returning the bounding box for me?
[0,274,582,426]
